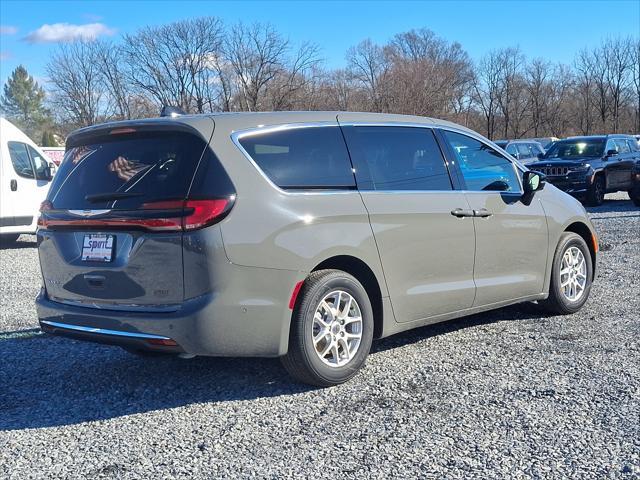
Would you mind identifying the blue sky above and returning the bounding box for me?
[1,0,639,86]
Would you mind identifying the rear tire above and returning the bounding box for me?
[587,175,605,206]
[0,234,20,245]
[539,232,593,315]
[281,269,374,387]
[630,189,640,207]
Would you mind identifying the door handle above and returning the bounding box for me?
[474,209,493,218]
[450,208,475,218]
[10,179,17,191]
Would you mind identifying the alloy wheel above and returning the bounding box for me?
[560,246,588,302]
[312,290,363,367]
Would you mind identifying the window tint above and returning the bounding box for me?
[605,139,618,153]
[48,131,209,210]
[342,126,452,191]
[8,142,35,179]
[443,131,521,192]
[530,143,544,156]
[614,139,630,153]
[27,145,50,180]
[237,127,355,189]
[517,143,532,159]
[505,143,518,157]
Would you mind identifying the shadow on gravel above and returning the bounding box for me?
[0,239,38,250]
[0,303,543,431]
[372,303,543,354]
[585,198,638,215]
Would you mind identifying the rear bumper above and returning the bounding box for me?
[37,262,305,357]
[39,317,184,353]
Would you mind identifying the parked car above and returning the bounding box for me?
[631,160,640,206]
[36,112,598,386]
[525,134,640,206]
[530,137,560,150]
[494,139,546,163]
[0,118,55,244]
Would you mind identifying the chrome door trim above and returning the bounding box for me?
[40,319,172,340]
[230,120,526,195]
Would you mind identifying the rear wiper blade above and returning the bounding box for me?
[85,192,144,203]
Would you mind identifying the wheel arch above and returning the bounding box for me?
[311,255,384,339]
[564,221,597,278]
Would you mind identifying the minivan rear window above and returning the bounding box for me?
[237,126,355,189]
[48,131,208,210]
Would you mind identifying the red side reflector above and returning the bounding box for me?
[289,280,304,310]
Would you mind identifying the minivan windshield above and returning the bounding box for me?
[543,139,604,159]
[47,131,207,210]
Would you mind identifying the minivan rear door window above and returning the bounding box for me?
[236,126,356,190]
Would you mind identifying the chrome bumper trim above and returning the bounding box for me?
[40,320,171,340]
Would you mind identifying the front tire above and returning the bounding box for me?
[539,232,593,315]
[587,175,605,206]
[281,269,374,387]
[630,189,640,207]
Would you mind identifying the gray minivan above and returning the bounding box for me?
[37,112,598,386]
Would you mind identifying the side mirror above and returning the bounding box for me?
[606,149,618,158]
[523,171,545,194]
[537,152,544,159]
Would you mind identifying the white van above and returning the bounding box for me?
[0,118,55,244]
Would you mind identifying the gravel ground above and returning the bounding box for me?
[0,193,638,479]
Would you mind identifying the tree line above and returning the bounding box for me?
[1,17,638,143]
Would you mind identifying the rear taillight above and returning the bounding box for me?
[38,197,234,232]
[38,200,53,227]
[183,199,230,230]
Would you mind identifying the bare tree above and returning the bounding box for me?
[346,39,390,112]
[46,41,107,128]
[122,17,225,113]
[473,50,504,139]
[603,37,633,131]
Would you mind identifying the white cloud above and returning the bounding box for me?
[24,22,115,43]
[1,25,18,35]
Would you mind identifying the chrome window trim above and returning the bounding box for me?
[230,120,525,195]
[230,122,359,196]
[40,319,172,340]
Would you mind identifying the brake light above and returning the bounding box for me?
[183,199,230,230]
[38,197,233,232]
[37,201,53,226]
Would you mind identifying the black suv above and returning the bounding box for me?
[525,135,640,206]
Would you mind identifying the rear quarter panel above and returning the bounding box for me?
[209,119,388,298]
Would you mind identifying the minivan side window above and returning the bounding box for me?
[443,131,521,192]
[237,126,355,190]
[8,141,35,179]
[341,126,452,191]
